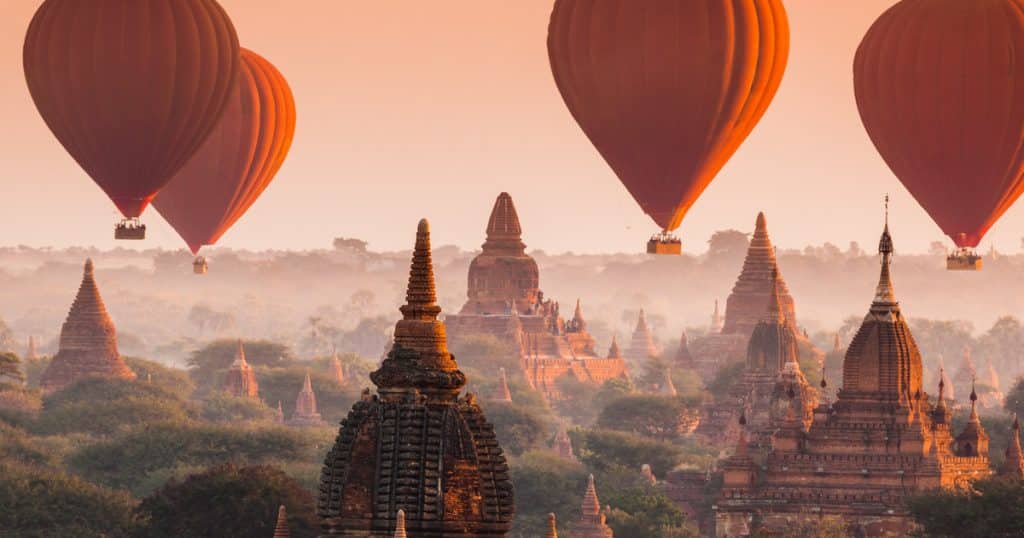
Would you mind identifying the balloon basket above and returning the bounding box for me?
[946,249,982,271]
[646,233,682,255]
[193,256,208,275]
[114,218,146,240]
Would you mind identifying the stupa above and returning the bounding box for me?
[545,513,559,538]
[39,259,135,392]
[691,213,812,381]
[223,340,259,399]
[571,475,613,538]
[274,505,291,538]
[552,425,577,462]
[318,219,514,537]
[673,330,694,370]
[492,367,512,402]
[696,270,818,446]
[999,415,1024,480]
[624,309,659,362]
[715,215,992,536]
[445,193,627,401]
[288,371,327,427]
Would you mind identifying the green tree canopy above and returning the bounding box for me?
[200,392,275,423]
[572,429,692,478]
[509,451,587,538]
[188,339,294,390]
[480,401,550,456]
[0,462,136,538]
[68,422,333,495]
[907,477,1024,537]
[0,351,24,386]
[135,463,316,538]
[34,378,195,436]
[596,395,697,441]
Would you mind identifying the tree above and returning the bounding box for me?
[573,429,689,478]
[0,351,24,386]
[0,462,136,537]
[68,422,333,495]
[332,237,368,252]
[1004,378,1024,420]
[480,401,549,456]
[907,477,1024,537]
[508,451,587,538]
[200,392,275,423]
[188,339,294,391]
[136,463,317,538]
[604,487,696,538]
[34,378,195,436]
[706,229,750,264]
[596,395,696,441]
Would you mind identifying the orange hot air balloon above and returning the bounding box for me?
[548,0,789,243]
[23,0,240,237]
[153,49,296,260]
[855,0,1024,267]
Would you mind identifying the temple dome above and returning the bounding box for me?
[462,193,540,315]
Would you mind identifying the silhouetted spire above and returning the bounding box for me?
[572,299,586,331]
[710,299,724,333]
[273,505,290,538]
[832,333,841,354]
[329,349,345,384]
[607,334,622,359]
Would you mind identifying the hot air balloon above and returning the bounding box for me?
[854,0,1024,271]
[154,48,296,273]
[23,0,240,240]
[548,0,789,254]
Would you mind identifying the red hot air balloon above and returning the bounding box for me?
[23,0,240,240]
[153,48,296,272]
[855,0,1024,271]
[548,0,789,254]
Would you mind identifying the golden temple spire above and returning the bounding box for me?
[545,513,559,538]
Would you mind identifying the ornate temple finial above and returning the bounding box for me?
[872,200,898,311]
[572,299,585,329]
[755,211,767,234]
[938,367,946,401]
[393,509,407,538]
[273,505,290,538]
[820,366,828,389]
[84,257,95,276]
[483,192,526,253]
[545,513,559,538]
[371,219,464,396]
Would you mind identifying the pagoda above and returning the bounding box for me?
[317,219,514,537]
[544,513,559,538]
[715,215,992,536]
[624,309,659,362]
[690,213,816,381]
[223,340,259,399]
[552,425,577,462]
[445,193,627,401]
[274,505,291,538]
[329,350,346,385]
[999,415,1024,480]
[288,371,327,427]
[696,270,818,447]
[39,259,135,392]
[25,336,38,361]
[571,475,613,538]
[673,330,694,370]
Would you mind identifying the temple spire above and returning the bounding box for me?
[581,474,601,517]
[872,196,898,312]
[393,509,407,538]
[233,339,248,367]
[765,268,785,323]
[545,513,559,538]
[711,299,724,333]
[1001,415,1024,480]
[482,192,525,253]
[273,505,290,538]
[659,368,678,397]
[494,367,512,402]
[607,334,622,359]
[572,299,586,331]
[371,219,465,397]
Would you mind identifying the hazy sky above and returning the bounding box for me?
[2,0,1019,254]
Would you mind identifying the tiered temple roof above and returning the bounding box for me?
[445,193,627,401]
[288,371,327,427]
[318,219,514,537]
[696,270,818,445]
[625,309,659,362]
[223,340,259,399]
[673,330,694,370]
[722,213,797,337]
[39,259,135,392]
[570,475,613,538]
[715,216,991,536]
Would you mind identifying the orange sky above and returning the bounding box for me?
[2,0,1020,254]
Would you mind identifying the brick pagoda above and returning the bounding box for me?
[445,193,627,401]
[696,270,819,447]
[318,219,514,537]
[289,371,327,427]
[329,350,346,385]
[624,309,659,363]
[223,340,259,398]
[40,259,135,392]
[715,220,992,537]
[571,475,613,538]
